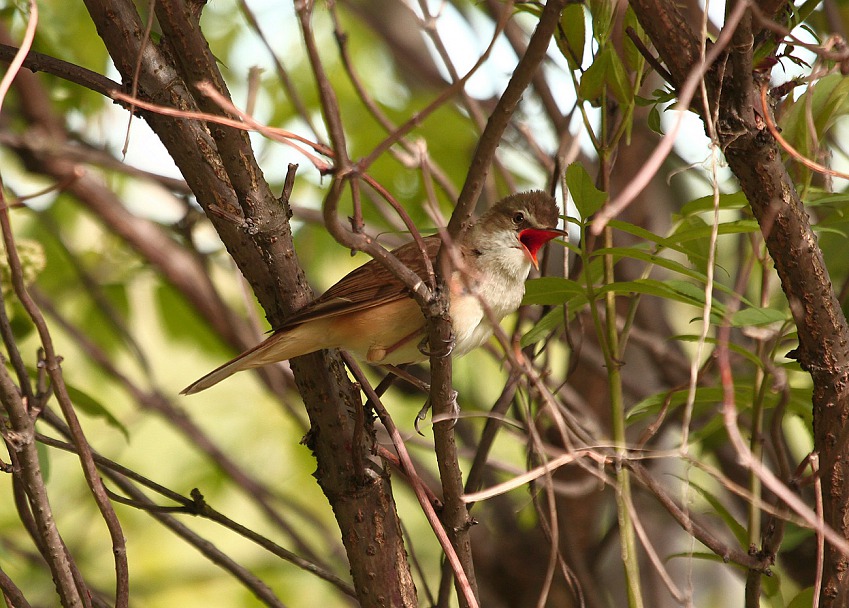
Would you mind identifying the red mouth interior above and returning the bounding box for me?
[519,228,564,261]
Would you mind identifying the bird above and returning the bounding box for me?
[181,190,565,395]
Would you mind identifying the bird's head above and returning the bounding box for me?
[471,191,566,271]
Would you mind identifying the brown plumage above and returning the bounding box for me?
[181,191,563,395]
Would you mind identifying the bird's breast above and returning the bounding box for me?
[448,267,527,356]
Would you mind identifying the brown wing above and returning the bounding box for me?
[278,235,442,329]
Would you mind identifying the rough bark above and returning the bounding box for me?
[629,1,849,604]
[78,0,416,604]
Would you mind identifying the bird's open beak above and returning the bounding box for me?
[519,228,567,270]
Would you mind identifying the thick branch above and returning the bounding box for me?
[0,365,82,606]
[0,28,292,395]
[0,42,119,98]
[629,1,849,604]
[77,3,416,607]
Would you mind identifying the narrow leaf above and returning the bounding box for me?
[521,308,565,348]
[523,277,586,306]
[730,307,787,327]
[65,384,129,439]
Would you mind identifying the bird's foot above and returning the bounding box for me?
[414,389,459,435]
[445,389,460,425]
[417,335,455,358]
[414,398,430,436]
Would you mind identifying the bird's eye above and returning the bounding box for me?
[512,212,525,224]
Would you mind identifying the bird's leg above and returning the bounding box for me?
[415,397,430,436]
[416,334,454,358]
[383,364,430,392]
[415,390,459,434]
[381,365,458,433]
[381,365,433,435]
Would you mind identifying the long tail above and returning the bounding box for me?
[180,329,303,395]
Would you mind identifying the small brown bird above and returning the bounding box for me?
[181,191,564,395]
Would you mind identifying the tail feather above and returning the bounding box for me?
[180,355,252,395]
[181,329,303,395]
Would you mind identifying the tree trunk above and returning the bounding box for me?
[79,0,417,604]
[629,1,849,604]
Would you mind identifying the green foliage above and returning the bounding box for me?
[155,281,234,355]
[685,478,748,545]
[788,587,816,608]
[1,0,845,606]
[565,162,607,219]
[63,382,129,439]
[557,4,585,70]
[579,45,633,106]
[635,88,678,135]
[780,73,849,188]
[0,238,45,296]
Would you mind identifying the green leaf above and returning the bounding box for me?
[155,283,233,354]
[760,570,782,603]
[787,588,815,608]
[805,191,849,207]
[598,279,725,317]
[647,105,662,135]
[513,3,542,18]
[523,277,586,306]
[521,278,588,347]
[730,306,787,327]
[627,386,734,421]
[667,217,760,274]
[578,46,633,107]
[80,282,131,357]
[591,246,758,307]
[588,0,614,43]
[604,47,633,106]
[781,73,849,157]
[557,4,585,70]
[673,335,764,369]
[65,384,129,440]
[565,163,607,219]
[684,478,748,545]
[813,225,848,237]
[650,88,678,104]
[680,191,749,216]
[578,47,607,104]
[592,245,706,282]
[521,308,565,348]
[622,8,646,73]
[607,219,759,263]
[671,218,760,242]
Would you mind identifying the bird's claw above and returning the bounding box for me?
[417,335,455,358]
[446,390,459,426]
[414,399,430,436]
[413,390,459,434]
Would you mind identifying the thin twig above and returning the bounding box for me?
[35,432,356,598]
[758,82,849,180]
[0,177,130,607]
[717,322,849,558]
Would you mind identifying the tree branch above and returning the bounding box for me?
[629,1,849,603]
